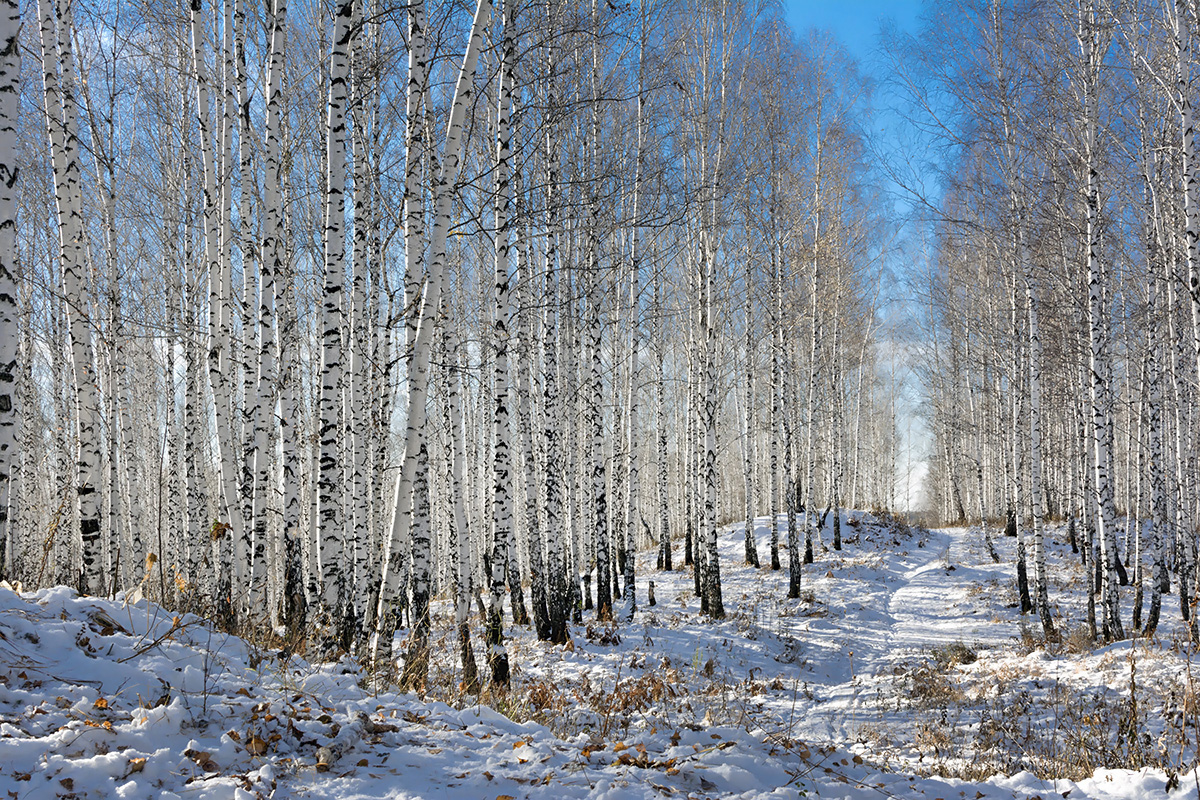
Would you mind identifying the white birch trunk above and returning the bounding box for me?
[348,0,373,628]
[317,0,353,636]
[443,344,479,691]
[655,240,671,573]
[375,0,494,666]
[805,126,821,565]
[588,0,611,622]
[516,213,549,640]
[540,30,570,635]
[624,2,649,613]
[39,0,105,594]
[248,0,285,620]
[769,237,782,571]
[1080,4,1123,640]
[742,220,758,567]
[1022,239,1053,635]
[0,0,18,580]
[189,0,244,612]
[488,0,517,684]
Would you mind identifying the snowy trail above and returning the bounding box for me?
[886,526,1014,652]
[788,523,1015,743]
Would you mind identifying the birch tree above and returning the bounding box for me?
[375,0,495,677]
[39,0,105,594]
[0,0,17,580]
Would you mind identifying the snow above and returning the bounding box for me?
[2,513,1198,799]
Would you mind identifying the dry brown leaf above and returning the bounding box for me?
[185,749,213,766]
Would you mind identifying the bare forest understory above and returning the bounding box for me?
[3,511,1200,799]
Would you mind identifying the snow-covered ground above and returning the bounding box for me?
[3,513,1198,799]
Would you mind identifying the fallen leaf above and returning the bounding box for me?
[93,698,109,710]
[128,757,147,774]
[185,749,213,766]
[357,759,369,767]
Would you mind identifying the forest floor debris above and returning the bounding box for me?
[1,512,1197,798]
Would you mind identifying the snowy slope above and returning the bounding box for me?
[1,513,1197,799]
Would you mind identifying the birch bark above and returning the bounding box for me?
[1080,3,1123,641]
[375,0,494,670]
[489,0,517,679]
[39,0,105,594]
[317,0,353,638]
[0,0,18,580]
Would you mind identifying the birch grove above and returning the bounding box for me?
[902,0,1200,644]
[8,0,916,689]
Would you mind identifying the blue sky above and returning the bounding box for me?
[782,0,932,508]
[781,0,924,65]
